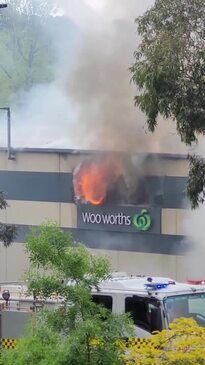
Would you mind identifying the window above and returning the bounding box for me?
[125,297,162,332]
[164,294,205,326]
[92,295,113,311]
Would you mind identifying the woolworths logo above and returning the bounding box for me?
[132,209,152,231]
[81,209,152,231]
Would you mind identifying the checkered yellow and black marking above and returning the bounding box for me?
[0,338,17,349]
[125,338,153,349]
[91,337,153,350]
[0,337,153,350]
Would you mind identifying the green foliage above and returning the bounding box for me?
[4,222,205,364]
[130,0,205,207]
[0,192,16,362]
[0,0,55,104]
[123,318,205,364]
[131,0,205,144]
[3,323,70,365]
[0,191,16,246]
[3,221,133,365]
[26,221,110,288]
[187,155,205,208]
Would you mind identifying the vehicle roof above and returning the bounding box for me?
[96,274,205,299]
[0,283,62,304]
[1,275,205,303]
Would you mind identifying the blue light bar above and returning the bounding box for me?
[145,283,169,290]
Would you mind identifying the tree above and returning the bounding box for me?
[0,0,55,104]
[0,192,16,365]
[130,0,205,208]
[3,222,133,365]
[186,155,205,208]
[0,192,16,246]
[124,318,205,364]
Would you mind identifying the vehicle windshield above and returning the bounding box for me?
[164,293,205,326]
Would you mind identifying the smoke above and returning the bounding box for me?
[0,0,188,153]
[183,205,205,280]
[73,153,151,206]
[63,0,187,153]
[179,121,205,280]
[182,136,205,280]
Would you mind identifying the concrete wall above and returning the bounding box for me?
[0,149,191,282]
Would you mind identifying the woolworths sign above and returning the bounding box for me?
[77,206,161,234]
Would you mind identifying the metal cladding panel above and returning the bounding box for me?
[0,171,73,202]
[1,311,30,339]
[163,176,188,208]
[69,228,188,256]
[77,205,161,234]
[14,224,188,256]
[0,170,187,208]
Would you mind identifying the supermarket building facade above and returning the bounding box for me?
[0,148,190,281]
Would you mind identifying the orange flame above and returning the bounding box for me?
[74,156,124,205]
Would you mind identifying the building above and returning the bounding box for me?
[0,148,190,281]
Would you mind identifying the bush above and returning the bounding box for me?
[123,318,205,365]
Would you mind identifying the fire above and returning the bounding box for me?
[73,156,124,205]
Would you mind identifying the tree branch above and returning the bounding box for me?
[187,154,205,209]
[0,63,12,79]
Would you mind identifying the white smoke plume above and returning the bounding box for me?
[63,0,186,153]
[0,0,187,153]
[183,205,205,280]
[182,137,205,281]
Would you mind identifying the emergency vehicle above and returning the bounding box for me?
[1,274,205,347]
[91,273,205,338]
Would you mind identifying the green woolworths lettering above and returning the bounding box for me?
[133,209,151,231]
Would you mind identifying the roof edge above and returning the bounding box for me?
[0,147,188,160]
